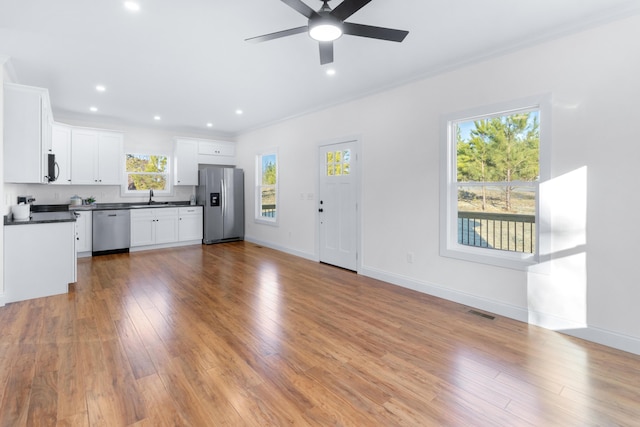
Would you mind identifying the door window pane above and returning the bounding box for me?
[326,149,351,177]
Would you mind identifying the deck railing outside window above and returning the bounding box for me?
[458,211,535,253]
[261,204,276,218]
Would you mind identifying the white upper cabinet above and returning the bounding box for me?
[71,128,123,185]
[174,138,198,186]
[3,83,53,183]
[198,140,235,157]
[97,132,123,184]
[173,137,237,185]
[51,123,72,185]
[70,129,96,184]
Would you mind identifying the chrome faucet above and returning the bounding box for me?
[148,189,154,204]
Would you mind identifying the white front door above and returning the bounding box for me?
[318,140,358,271]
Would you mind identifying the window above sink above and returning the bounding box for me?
[122,152,173,197]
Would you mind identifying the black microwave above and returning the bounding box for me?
[46,153,58,183]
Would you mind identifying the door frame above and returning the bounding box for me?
[316,135,362,273]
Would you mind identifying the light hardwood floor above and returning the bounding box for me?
[1,241,639,426]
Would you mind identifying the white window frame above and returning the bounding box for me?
[121,152,173,197]
[440,94,551,270]
[255,149,279,226]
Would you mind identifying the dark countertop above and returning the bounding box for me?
[5,201,196,226]
[4,211,77,226]
[70,201,193,211]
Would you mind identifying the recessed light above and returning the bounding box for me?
[206,123,213,128]
[153,115,161,121]
[124,1,140,12]
[235,109,243,115]
[96,85,106,92]
[326,68,336,76]
[90,106,98,112]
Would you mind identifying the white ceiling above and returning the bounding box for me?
[1,0,638,138]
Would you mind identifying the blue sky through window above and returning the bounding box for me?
[457,111,539,142]
[262,154,276,170]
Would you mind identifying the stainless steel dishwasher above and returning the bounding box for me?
[92,209,131,254]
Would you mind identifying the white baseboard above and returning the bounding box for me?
[360,265,529,322]
[244,236,317,262]
[360,265,640,356]
[557,326,640,356]
[216,241,640,356]
[129,240,202,253]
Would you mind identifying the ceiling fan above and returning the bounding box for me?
[245,0,409,65]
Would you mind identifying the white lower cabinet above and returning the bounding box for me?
[74,210,93,255]
[4,222,76,304]
[130,208,179,247]
[155,209,180,244]
[179,206,203,241]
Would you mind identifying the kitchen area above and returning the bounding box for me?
[2,81,243,306]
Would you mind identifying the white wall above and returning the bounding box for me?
[0,57,6,305]
[236,15,640,354]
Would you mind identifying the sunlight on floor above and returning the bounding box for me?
[254,262,283,350]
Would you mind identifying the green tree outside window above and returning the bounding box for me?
[126,154,169,191]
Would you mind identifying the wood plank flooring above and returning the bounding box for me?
[1,241,639,426]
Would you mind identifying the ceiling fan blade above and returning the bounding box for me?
[330,0,373,21]
[245,26,308,43]
[342,22,409,42]
[319,41,334,65]
[281,0,320,19]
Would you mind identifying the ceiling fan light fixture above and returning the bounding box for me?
[309,23,342,42]
[245,0,409,65]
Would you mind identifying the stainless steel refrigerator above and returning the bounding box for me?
[197,167,244,244]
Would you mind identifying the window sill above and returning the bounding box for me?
[440,243,537,271]
[254,217,279,227]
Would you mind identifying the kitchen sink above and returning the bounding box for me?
[132,201,193,208]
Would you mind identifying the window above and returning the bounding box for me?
[256,151,278,224]
[440,96,549,269]
[123,153,171,194]
[325,149,351,176]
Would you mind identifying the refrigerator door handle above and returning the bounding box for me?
[221,177,227,219]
